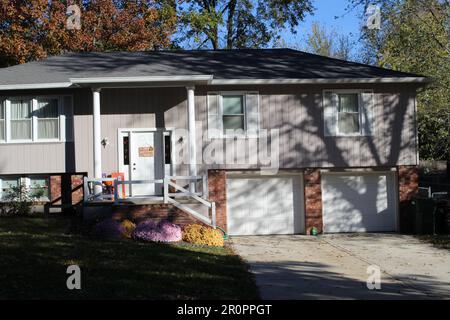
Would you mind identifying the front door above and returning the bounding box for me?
[119,129,164,197]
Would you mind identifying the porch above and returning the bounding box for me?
[83,175,216,228]
[77,77,214,227]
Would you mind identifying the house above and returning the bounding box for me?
[0,49,426,235]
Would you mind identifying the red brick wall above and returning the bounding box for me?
[398,165,419,232]
[304,169,323,234]
[111,204,204,227]
[50,173,86,210]
[207,170,227,230]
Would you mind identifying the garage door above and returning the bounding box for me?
[322,172,397,233]
[226,175,304,235]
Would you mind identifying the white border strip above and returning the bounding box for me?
[0,82,72,90]
[0,76,427,90]
[70,75,213,84]
[211,77,428,85]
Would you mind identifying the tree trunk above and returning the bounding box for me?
[226,0,237,49]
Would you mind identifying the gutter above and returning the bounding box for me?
[70,75,214,85]
[210,77,429,85]
[0,82,72,90]
[0,75,429,91]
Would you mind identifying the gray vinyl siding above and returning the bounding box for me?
[0,143,68,174]
[0,84,418,176]
[191,84,418,172]
[72,88,186,177]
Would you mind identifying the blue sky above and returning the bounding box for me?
[280,0,364,49]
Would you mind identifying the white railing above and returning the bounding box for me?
[164,176,216,227]
[83,175,216,228]
[83,177,117,202]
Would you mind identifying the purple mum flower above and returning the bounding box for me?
[133,219,181,243]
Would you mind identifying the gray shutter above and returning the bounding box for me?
[245,92,260,136]
[63,96,74,141]
[207,92,222,139]
[323,91,338,136]
[360,90,374,136]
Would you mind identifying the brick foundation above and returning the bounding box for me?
[207,170,227,230]
[304,169,323,234]
[49,173,86,212]
[398,165,419,232]
[111,204,204,227]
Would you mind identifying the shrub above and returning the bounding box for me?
[120,219,136,238]
[132,219,182,243]
[94,219,124,239]
[0,183,44,216]
[183,224,224,247]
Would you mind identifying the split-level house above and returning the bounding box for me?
[0,49,425,235]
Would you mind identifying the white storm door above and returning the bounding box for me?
[129,131,155,196]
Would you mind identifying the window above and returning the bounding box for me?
[0,176,49,201]
[36,98,59,139]
[29,177,49,200]
[0,177,19,201]
[10,99,32,140]
[337,93,360,134]
[207,92,260,138]
[123,136,130,165]
[0,102,4,141]
[323,90,374,137]
[222,95,245,132]
[0,96,70,143]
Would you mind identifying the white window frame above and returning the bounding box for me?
[0,99,5,142]
[0,176,50,202]
[219,91,247,138]
[8,97,33,142]
[26,176,51,202]
[336,91,362,136]
[325,89,365,137]
[0,95,70,144]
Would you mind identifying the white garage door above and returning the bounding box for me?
[226,175,304,235]
[322,172,397,233]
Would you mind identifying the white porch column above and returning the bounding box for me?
[92,88,102,195]
[186,86,197,192]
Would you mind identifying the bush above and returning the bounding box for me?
[0,183,44,216]
[183,224,224,247]
[94,219,124,239]
[120,219,136,238]
[132,219,182,243]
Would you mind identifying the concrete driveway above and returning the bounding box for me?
[231,234,450,300]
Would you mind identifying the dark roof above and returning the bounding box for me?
[0,49,424,86]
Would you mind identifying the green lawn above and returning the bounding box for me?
[0,217,259,299]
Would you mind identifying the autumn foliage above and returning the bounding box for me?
[0,0,176,66]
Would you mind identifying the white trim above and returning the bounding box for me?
[92,89,102,182]
[186,86,197,192]
[0,95,69,144]
[59,96,66,142]
[0,76,427,91]
[211,77,428,85]
[70,75,213,84]
[5,99,10,142]
[207,91,261,139]
[0,82,72,91]
[32,98,38,142]
[323,89,376,137]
